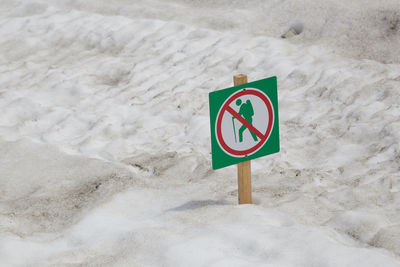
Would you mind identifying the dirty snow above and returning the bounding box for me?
[1,0,400,266]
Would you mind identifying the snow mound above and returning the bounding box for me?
[371,225,400,256]
[326,210,390,243]
[37,0,400,63]
[0,139,138,235]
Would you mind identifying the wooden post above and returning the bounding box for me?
[233,74,252,204]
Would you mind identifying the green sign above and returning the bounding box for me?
[209,76,280,170]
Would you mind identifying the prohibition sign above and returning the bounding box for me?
[215,88,274,157]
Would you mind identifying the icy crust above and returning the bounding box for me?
[1,0,400,266]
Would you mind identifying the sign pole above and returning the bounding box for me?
[233,74,252,204]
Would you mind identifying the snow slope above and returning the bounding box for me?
[1,0,400,266]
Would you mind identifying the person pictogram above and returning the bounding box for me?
[232,98,258,143]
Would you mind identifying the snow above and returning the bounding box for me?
[1,0,400,266]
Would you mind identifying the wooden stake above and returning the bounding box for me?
[233,74,252,204]
[237,160,252,204]
[233,74,248,87]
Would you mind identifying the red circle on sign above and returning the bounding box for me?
[216,89,274,157]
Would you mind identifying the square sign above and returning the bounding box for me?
[209,76,279,170]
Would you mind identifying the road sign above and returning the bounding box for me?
[209,76,279,170]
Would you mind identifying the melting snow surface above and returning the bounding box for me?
[1,0,400,266]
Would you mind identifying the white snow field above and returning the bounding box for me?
[1,0,400,266]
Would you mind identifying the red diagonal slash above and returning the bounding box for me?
[226,106,264,139]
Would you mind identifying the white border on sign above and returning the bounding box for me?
[215,88,275,158]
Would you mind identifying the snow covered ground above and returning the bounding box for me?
[1,0,400,266]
